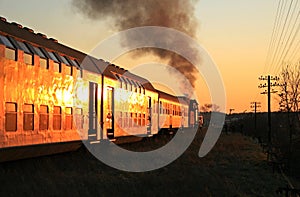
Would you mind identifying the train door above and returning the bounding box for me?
[147,96,152,134]
[106,87,114,139]
[88,82,98,141]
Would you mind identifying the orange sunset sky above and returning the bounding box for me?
[0,0,297,113]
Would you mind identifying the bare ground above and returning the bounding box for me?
[0,128,294,196]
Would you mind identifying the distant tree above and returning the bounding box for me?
[278,61,300,112]
[200,103,220,112]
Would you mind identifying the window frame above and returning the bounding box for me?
[0,35,17,60]
[23,104,34,131]
[5,102,17,132]
[39,105,49,130]
[53,106,62,130]
[65,107,73,130]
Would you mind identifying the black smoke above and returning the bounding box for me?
[72,0,200,93]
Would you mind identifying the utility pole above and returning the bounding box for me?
[250,102,261,131]
[258,75,280,160]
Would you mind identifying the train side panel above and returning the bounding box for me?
[0,44,81,149]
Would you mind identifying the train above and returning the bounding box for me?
[0,16,199,161]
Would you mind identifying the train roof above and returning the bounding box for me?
[0,17,87,62]
[0,16,156,91]
[157,89,189,105]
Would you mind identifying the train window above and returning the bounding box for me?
[47,51,59,62]
[39,105,49,130]
[39,58,48,69]
[69,58,81,69]
[53,106,61,130]
[76,69,82,78]
[159,101,162,114]
[124,112,128,128]
[5,48,16,60]
[129,80,134,91]
[174,105,176,116]
[5,102,17,132]
[0,35,16,60]
[59,55,70,65]
[135,113,138,126]
[119,77,126,90]
[33,46,46,58]
[75,108,83,129]
[134,85,137,93]
[142,114,146,126]
[65,107,73,130]
[129,113,133,127]
[33,46,48,69]
[138,113,141,126]
[65,65,72,76]
[124,81,128,90]
[48,51,61,73]
[165,103,168,114]
[114,75,120,88]
[23,104,34,131]
[60,56,73,76]
[0,35,15,48]
[124,78,132,91]
[53,62,61,73]
[16,41,31,53]
[124,81,129,91]
[137,82,142,94]
[16,41,33,66]
[24,53,33,65]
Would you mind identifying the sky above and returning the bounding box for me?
[0,0,282,113]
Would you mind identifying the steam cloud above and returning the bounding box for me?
[72,0,200,96]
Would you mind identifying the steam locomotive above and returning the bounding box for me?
[0,16,199,161]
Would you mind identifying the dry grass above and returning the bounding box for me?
[0,128,291,196]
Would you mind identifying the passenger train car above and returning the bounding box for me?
[0,17,199,161]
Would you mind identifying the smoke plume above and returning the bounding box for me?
[72,0,200,95]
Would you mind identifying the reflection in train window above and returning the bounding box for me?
[65,107,73,130]
[33,46,48,69]
[75,108,83,129]
[39,105,49,130]
[23,104,34,131]
[0,35,16,60]
[17,41,33,65]
[5,102,17,131]
[53,106,61,130]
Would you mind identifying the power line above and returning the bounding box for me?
[273,1,299,73]
[289,39,300,61]
[264,0,284,74]
[267,0,289,73]
[275,19,300,74]
[265,0,287,74]
[269,0,295,73]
